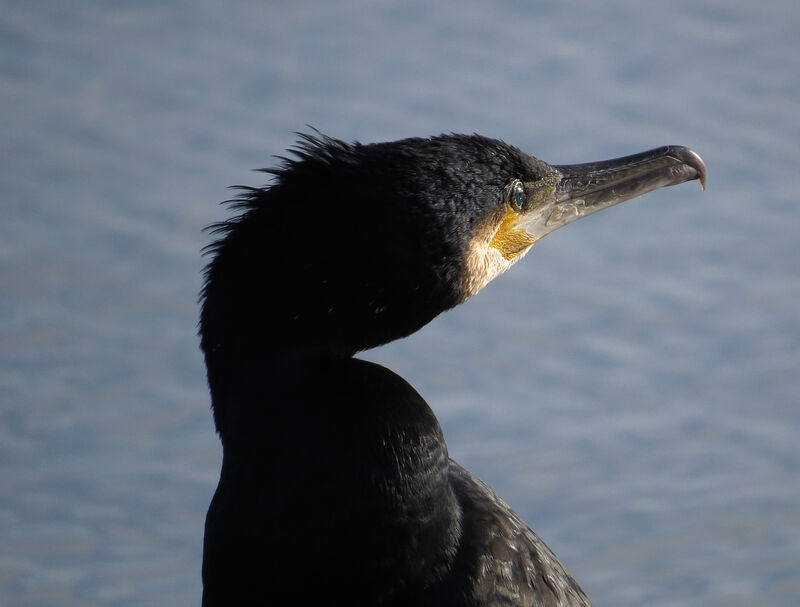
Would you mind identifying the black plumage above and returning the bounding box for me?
[199,132,705,606]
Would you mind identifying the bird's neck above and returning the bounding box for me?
[205,352,462,600]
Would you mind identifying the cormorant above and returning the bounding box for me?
[199,132,706,606]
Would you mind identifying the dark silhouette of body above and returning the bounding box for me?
[199,133,705,606]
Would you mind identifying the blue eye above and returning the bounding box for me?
[512,182,525,210]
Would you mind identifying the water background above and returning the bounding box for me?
[2,2,799,605]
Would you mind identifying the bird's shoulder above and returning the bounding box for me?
[437,462,593,607]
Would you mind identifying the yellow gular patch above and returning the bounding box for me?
[489,207,537,261]
[461,207,536,301]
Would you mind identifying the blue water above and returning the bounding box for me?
[2,1,798,605]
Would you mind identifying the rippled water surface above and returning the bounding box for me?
[2,2,799,605]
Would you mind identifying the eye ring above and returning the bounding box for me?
[511,181,525,211]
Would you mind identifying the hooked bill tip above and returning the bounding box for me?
[673,147,707,191]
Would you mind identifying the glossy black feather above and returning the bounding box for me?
[199,133,592,606]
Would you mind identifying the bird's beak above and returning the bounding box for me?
[519,146,706,243]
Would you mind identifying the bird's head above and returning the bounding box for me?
[200,132,705,372]
[459,141,705,299]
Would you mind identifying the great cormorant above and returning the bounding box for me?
[199,132,706,606]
